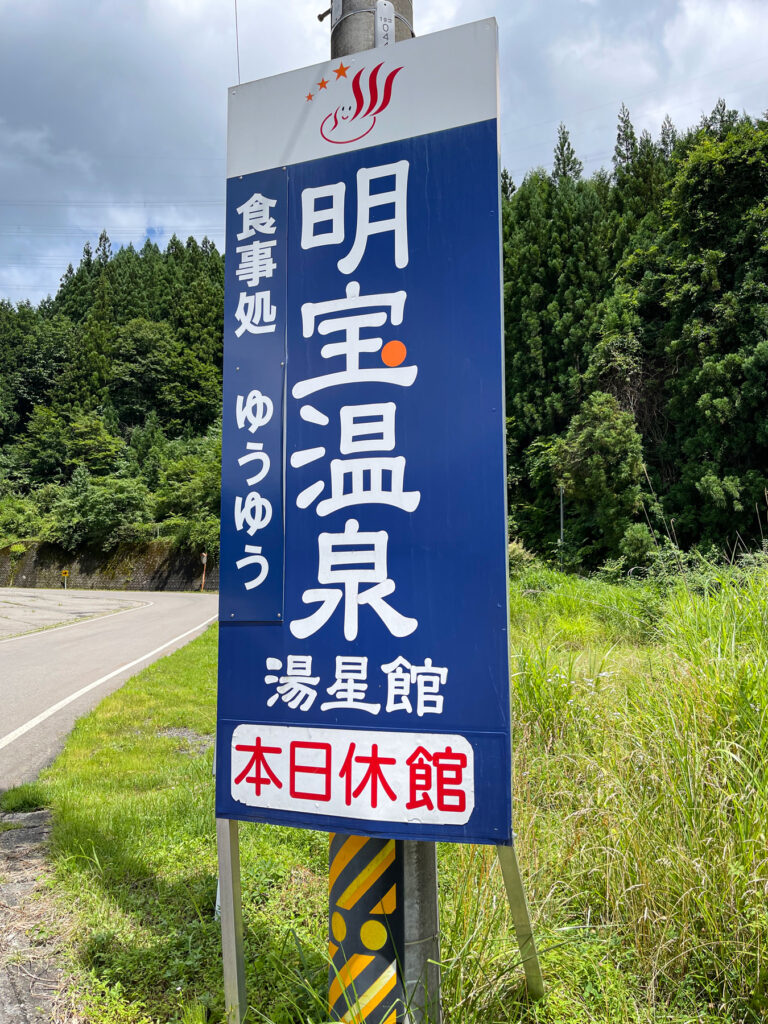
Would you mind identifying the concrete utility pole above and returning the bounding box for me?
[324,11,439,1022]
[331,0,414,58]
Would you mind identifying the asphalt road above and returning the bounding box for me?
[0,588,143,640]
[0,589,218,792]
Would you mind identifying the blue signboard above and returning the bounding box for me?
[216,20,511,844]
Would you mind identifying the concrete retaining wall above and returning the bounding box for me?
[0,541,218,592]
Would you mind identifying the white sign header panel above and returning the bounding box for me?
[227,18,498,177]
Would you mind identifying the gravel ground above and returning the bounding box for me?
[0,811,69,1024]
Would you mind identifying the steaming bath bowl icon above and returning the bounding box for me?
[321,63,403,145]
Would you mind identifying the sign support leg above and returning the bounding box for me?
[217,817,247,1023]
[496,844,544,1000]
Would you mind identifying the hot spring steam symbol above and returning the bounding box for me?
[320,63,404,145]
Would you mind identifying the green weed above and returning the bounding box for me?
[35,566,768,1023]
[0,780,47,812]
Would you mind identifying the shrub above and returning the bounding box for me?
[0,492,41,545]
[46,468,153,552]
[619,522,656,567]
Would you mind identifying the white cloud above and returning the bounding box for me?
[418,1,462,34]
[548,33,659,100]
[619,0,768,145]
[1,0,767,303]
[662,0,767,74]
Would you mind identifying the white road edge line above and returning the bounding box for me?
[0,614,218,753]
[0,600,154,645]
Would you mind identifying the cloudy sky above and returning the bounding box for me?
[1,0,766,305]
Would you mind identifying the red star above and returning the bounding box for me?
[334,61,349,79]
[306,92,314,102]
[317,77,329,90]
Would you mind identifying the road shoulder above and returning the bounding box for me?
[0,809,69,1023]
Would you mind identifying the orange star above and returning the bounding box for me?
[317,77,329,90]
[334,61,349,79]
[306,92,314,101]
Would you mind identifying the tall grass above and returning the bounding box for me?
[19,563,768,1022]
[509,563,768,1022]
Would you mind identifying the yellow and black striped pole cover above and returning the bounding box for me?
[328,833,405,1022]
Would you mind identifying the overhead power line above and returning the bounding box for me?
[0,227,223,237]
[0,200,223,207]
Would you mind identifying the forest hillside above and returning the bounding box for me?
[1,100,766,570]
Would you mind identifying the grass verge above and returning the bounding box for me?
[10,564,767,1022]
[0,780,47,813]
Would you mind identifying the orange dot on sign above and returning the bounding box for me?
[381,340,406,367]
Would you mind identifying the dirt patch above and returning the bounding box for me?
[158,727,214,756]
[0,811,70,1023]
